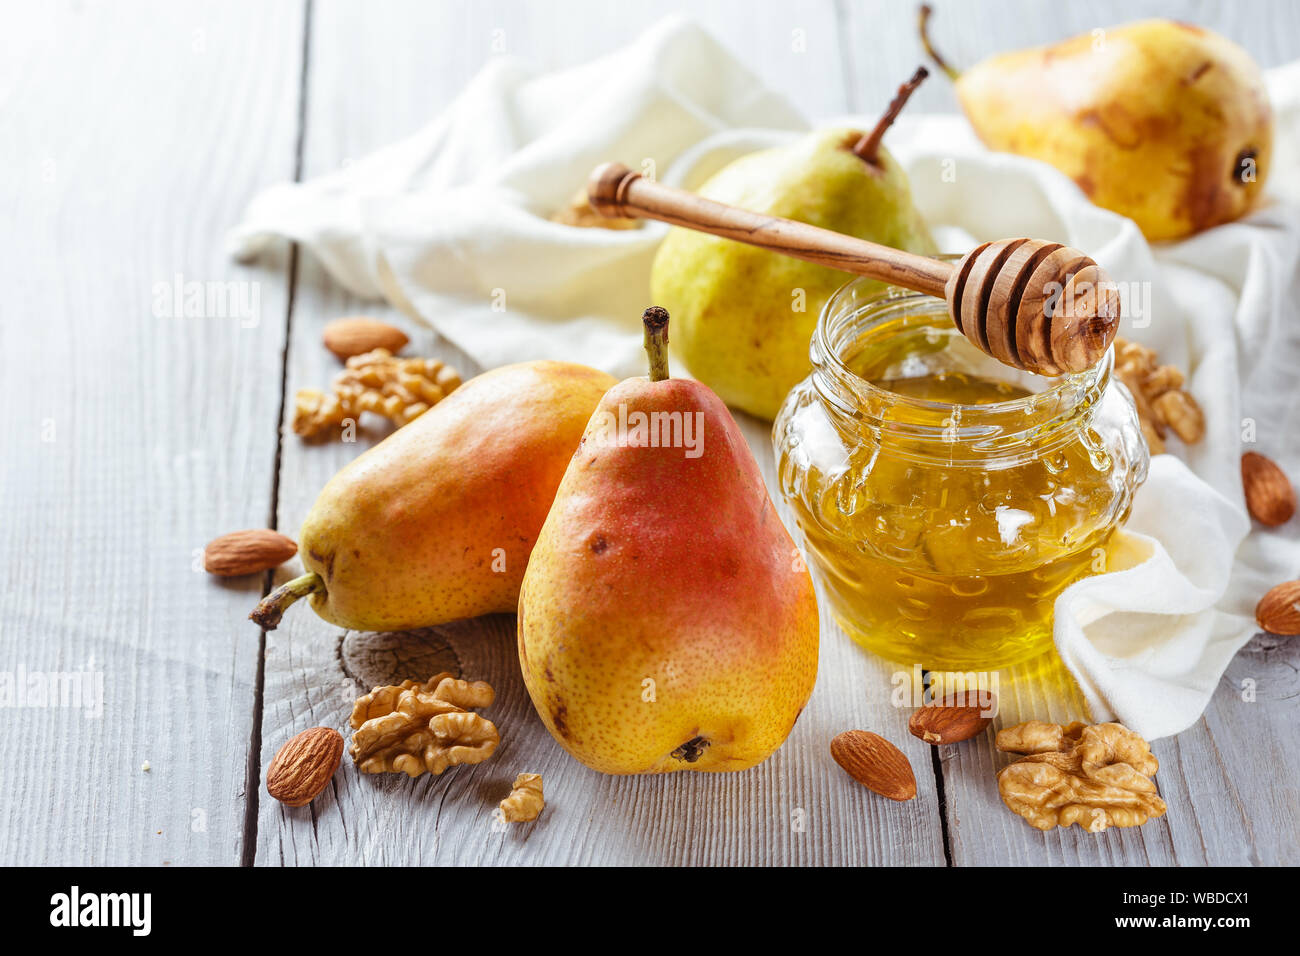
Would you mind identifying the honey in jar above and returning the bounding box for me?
[774,278,1148,670]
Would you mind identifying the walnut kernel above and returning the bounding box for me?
[995,721,1166,832]
[1151,391,1205,444]
[293,349,462,440]
[499,772,545,822]
[994,719,1086,755]
[349,674,499,778]
[1113,337,1204,450]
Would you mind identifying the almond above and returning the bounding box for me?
[322,317,409,360]
[1242,452,1296,527]
[830,730,916,801]
[1256,580,1300,636]
[203,529,297,576]
[908,693,996,745]
[266,727,344,807]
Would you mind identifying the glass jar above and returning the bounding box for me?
[774,276,1149,670]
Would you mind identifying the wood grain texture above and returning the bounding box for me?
[258,0,1299,867]
[255,0,497,865]
[0,0,303,864]
[4,0,1297,866]
[940,636,1300,865]
[256,0,944,866]
[939,654,1184,865]
[841,0,1300,866]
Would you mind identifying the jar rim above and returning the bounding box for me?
[812,271,1112,427]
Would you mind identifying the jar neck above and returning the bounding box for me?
[810,282,1112,465]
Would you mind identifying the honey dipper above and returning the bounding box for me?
[587,163,1120,376]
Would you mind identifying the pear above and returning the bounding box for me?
[651,71,936,420]
[250,360,616,632]
[921,7,1272,240]
[518,308,819,774]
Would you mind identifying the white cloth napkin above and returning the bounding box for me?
[230,16,1300,740]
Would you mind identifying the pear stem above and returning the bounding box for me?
[918,4,961,82]
[642,306,670,382]
[250,571,324,631]
[851,65,929,165]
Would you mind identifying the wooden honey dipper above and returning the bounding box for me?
[587,163,1121,376]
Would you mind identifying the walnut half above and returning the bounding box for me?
[995,721,1166,832]
[349,673,499,778]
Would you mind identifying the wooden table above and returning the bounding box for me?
[4,0,1297,866]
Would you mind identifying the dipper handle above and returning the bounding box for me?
[587,163,1120,375]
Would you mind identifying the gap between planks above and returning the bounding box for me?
[242,0,315,868]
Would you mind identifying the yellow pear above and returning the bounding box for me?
[518,308,819,774]
[251,360,615,632]
[922,8,1272,240]
[651,71,936,420]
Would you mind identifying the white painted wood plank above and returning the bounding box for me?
[257,0,945,865]
[840,0,1300,865]
[1162,636,1300,866]
[0,0,303,864]
[261,359,948,863]
[939,656,1182,865]
[3,0,1292,869]
[297,0,845,150]
[258,0,1298,865]
[938,636,1300,866]
[257,0,497,864]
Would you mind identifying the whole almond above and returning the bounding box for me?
[830,730,916,801]
[1256,580,1300,636]
[909,694,996,745]
[203,529,297,576]
[322,317,409,360]
[1242,452,1296,527]
[266,727,344,807]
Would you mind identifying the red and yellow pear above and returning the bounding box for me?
[251,360,616,631]
[518,308,819,774]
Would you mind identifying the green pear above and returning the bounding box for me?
[250,360,616,632]
[518,308,819,774]
[651,77,936,420]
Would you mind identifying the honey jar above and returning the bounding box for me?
[774,277,1149,670]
